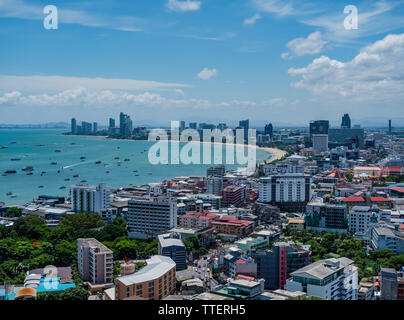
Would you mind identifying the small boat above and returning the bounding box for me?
[114,157,120,160]
[135,174,139,176]
[37,144,45,147]
[6,192,12,196]
[4,170,17,174]
[41,171,46,174]
[106,171,110,174]
[11,158,21,161]
[117,161,121,166]
[1,146,8,149]
[80,156,86,160]
[59,186,66,190]
[71,142,76,145]
[10,142,16,144]
[22,166,33,172]
[95,160,102,164]
[55,150,62,153]
[64,178,70,181]
[38,185,44,188]
[51,162,57,165]
[73,174,79,178]
[26,172,33,176]
[124,158,130,162]
[80,180,87,183]
[11,195,17,198]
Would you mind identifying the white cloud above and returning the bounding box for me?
[251,0,295,16]
[282,31,327,59]
[243,13,261,25]
[167,0,201,12]
[197,68,218,80]
[0,0,143,32]
[288,32,404,102]
[175,89,185,98]
[0,75,191,92]
[263,97,288,106]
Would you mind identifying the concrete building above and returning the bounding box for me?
[312,134,328,155]
[211,217,254,238]
[114,255,176,300]
[157,233,186,271]
[206,176,223,196]
[305,198,348,232]
[252,242,311,290]
[207,165,226,177]
[348,206,385,242]
[71,183,110,214]
[222,185,246,208]
[258,174,312,212]
[126,197,177,239]
[77,238,113,285]
[371,224,404,254]
[285,257,358,300]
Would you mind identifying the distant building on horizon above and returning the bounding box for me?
[309,120,329,138]
[341,113,352,129]
[71,118,77,134]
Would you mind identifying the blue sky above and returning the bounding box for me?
[1,0,404,126]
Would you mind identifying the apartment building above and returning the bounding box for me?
[252,242,311,290]
[114,255,176,300]
[71,183,110,214]
[211,217,254,238]
[285,257,358,300]
[77,238,113,285]
[179,211,219,229]
[258,174,312,212]
[222,185,246,208]
[126,197,177,239]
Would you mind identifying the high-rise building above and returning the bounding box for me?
[157,233,186,271]
[207,165,226,177]
[341,114,352,129]
[328,128,365,147]
[71,118,77,134]
[389,120,392,134]
[126,197,177,239]
[189,122,197,130]
[258,174,312,212]
[81,121,92,135]
[206,176,223,196]
[180,121,186,132]
[222,185,246,208]
[309,120,329,138]
[239,119,250,142]
[109,118,115,129]
[93,122,98,133]
[119,112,133,136]
[264,123,273,138]
[77,238,113,285]
[312,134,328,155]
[285,257,358,300]
[71,183,110,214]
[305,198,347,232]
[252,242,311,290]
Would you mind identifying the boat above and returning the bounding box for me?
[106,171,110,174]
[11,158,21,161]
[51,162,57,165]
[4,170,17,174]
[80,180,87,183]
[59,186,66,190]
[114,157,120,160]
[124,158,130,162]
[6,192,12,196]
[38,186,44,188]
[117,161,121,166]
[26,172,33,176]
[1,146,8,149]
[80,156,86,160]
[95,160,102,164]
[135,174,139,176]
[10,142,16,144]
[73,174,79,178]
[11,195,16,198]
[22,166,33,172]
[64,178,70,181]
[55,150,62,153]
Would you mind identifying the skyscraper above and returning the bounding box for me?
[239,119,250,142]
[93,122,98,133]
[264,123,273,138]
[389,120,392,134]
[71,118,77,134]
[309,120,329,138]
[109,118,115,129]
[189,122,197,130]
[119,112,133,136]
[341,113,352,129]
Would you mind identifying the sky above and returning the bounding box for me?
[1,0,404,127]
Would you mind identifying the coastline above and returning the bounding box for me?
[102,136,287,164]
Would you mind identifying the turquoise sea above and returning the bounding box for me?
[0,129,270,205]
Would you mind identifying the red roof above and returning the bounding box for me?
[383,166,404,172]
[370,197,391,202]
[391,187,404,194]
[235,259,246,265]
[341,196,365,202]
[235,274,255,281]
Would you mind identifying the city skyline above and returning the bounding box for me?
[1,1,404,125]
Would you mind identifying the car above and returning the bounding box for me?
[198,265,201,268]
